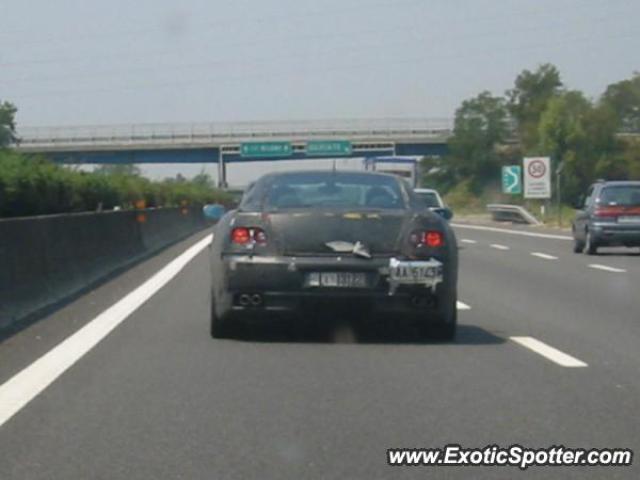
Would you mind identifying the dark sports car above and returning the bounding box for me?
[208,170,459,340]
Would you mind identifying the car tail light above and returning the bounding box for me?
[253,229,268,245]
[594,206,625,218]
[410,230,444,248]
[424,231,444,247]
[231,227,267,245]
[231,227,251,244]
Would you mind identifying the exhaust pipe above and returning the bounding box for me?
[250,294,263,306]
[238,294,251,306]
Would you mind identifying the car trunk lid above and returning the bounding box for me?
[265,209,409,256]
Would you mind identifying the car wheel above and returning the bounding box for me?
[210,292,232,339]
[427,293,457,341]
[573,238,585,253]
[585,231,598,255]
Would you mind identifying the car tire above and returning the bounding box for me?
[585,230,598,255]
[210,292,232,339]
[428,293,457,342]
[573,238,585,253]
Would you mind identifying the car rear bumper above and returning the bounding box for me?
[215,253,452,319]
[591,223,640,246]
[228,290,443,319]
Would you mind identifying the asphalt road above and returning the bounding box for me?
[1,223,639,479]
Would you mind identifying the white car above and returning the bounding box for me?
[414,188,453,220]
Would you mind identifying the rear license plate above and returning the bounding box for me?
[389,258,443,285]
[618,216,640,224]
[306,272,367,288]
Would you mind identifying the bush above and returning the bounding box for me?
[0,151,232,218]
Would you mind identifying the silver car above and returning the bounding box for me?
[572,180,640,254]
[414,188,453,221]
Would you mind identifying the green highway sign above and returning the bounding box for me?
[502,165,522,194]
[306,140,352,156]
[240,142,292,158]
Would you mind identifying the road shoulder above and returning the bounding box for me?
[0,229,213,387]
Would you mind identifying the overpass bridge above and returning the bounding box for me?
[15,118,452,187]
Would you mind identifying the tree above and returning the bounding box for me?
[507,64,563,150]
[619,137,640,179]
[538,91,619,201]
[94,163,141,176]
[538,91,590,158]
[192,171,215,189]
[601,72,640,133]
[0,101,18,147]
[448,91,508,193]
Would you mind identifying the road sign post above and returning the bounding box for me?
[502,165,522,194]
[523,157,551,199]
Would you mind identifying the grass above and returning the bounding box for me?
[437,180,577,229]
[537,204,576,229]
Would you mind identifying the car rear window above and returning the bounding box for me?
[599,186,640,206]
[256,173,405,210]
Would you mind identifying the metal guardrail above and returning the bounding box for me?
[15,118,454,151]
[487,204,541,226]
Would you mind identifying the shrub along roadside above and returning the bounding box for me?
[0,151,231,218]
[422,66,640,208]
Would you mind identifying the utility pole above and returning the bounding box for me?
[217,150,227,189]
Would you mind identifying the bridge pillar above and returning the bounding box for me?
[217,151,227,189]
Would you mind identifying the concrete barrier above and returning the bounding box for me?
[0,207,207,331]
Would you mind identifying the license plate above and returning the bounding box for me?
[618,216,640,224]
[306,272,367,288]
[389,258,443,285]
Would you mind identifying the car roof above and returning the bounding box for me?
[596,181,640,188]
[258,170,402,181]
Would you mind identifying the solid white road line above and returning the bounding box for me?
[510,336,588,368]
[452,223,572,241]
[0,234,214,428]
[588,264,627,273]
[530,252,558,260]
[456,301,471,310]
[490,244,510,250]
[460,239,477,244]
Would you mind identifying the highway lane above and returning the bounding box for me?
[456,223,640,375]
[454,222,640,275]
[0,226,639,479]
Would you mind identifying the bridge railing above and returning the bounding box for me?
[16,118,454,148]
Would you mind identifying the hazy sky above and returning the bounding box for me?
[1,0,638,184]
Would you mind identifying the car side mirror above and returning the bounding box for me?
[433,207,453,221]
[203,204,226,221]
[573,196,585,210]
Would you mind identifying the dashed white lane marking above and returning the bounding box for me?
[460,239,477,244]
[530,252,558,260]
[588,264,627,273]
[456,301,471,310]
[0,234,214,428]
[452,223,572,241]
[490,244,510,250]
[510,336,588,368]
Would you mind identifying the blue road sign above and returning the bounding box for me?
[502,165,522,194]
